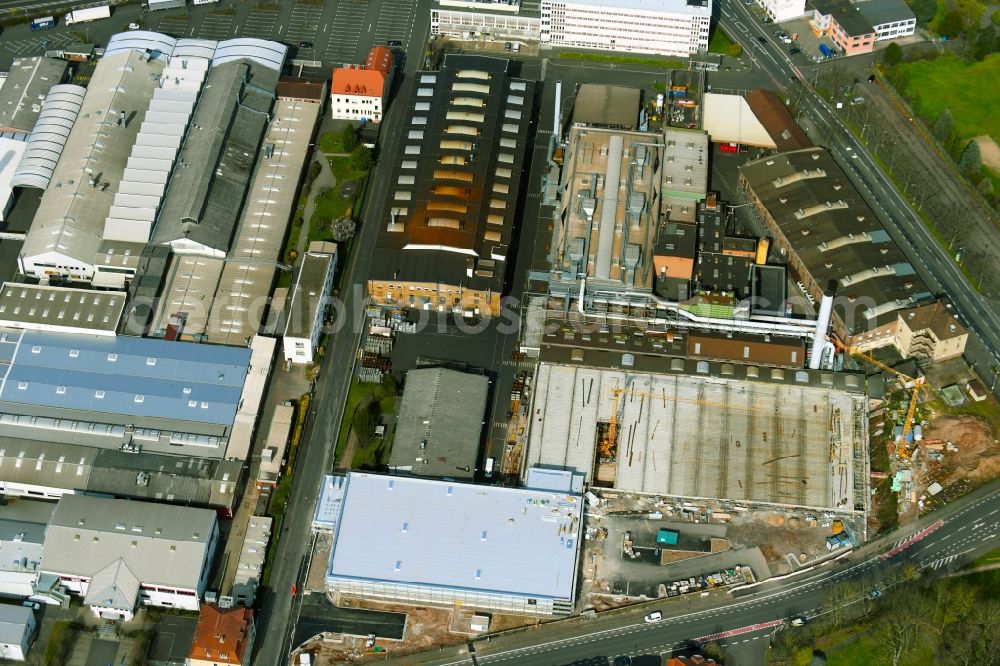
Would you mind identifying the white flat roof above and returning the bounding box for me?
[559,0,711,16]
[325,472,583,600]
[702,93,776,148]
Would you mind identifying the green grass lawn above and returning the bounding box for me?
[559,50,684,69]
[900,53,1000,143]
[351,395,396,469]
[318,130,346,154]
[826,636,935,666]
[709,27,743,57]
[972,544,1000,568]
[335,380,371,464]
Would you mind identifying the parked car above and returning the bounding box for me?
[865,589,883,601]
[791,616,807,626]
[868,73,877,82]
[851,96,865,105]
[789,47,801,54]
[644,611,664,623]
[299,41,313,48]
[387,39,403,47]
[504,41,512,51]
[128,22,140,30]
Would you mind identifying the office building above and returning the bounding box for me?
[540,0,712,57]
[330,46,395,123]
[283,244,337,365]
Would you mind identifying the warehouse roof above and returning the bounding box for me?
[326,472,583,600]
[208,94,322,346]
[739,148,931,333]
[40,495,216,592]
[20,49,166,268]
[11,84,85,189]
[745,89,811,152]
[572,84,640,130]
[703,93,775,148]
[0,329,251,427]
[389,368,488,479]
[0,57,68,133]
[0,283,126,334]
[370,55,534,295]
[153,59,279,257]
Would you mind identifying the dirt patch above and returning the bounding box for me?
[924,415,1000,486]
[660,550,702,565]
[974,135,1000,174]
[726,511,840,575]
[761,514,786,527]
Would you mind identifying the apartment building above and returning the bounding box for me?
[330,47,395,123]
[540,0,712,57]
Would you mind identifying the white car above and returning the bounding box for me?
[128,22,141,30]
[644,611,663,623]
[791,617,807,626]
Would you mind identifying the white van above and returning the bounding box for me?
[513,42,521,53]
[485,457,495,477]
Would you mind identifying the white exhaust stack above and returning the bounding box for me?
[809,288,835,369]
[554,80,562,138]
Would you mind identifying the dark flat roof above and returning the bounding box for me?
[812,0,875,36]
[746,90,812,152]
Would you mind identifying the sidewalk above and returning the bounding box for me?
[298,155,337,258]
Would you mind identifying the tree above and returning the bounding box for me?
[352,400,378,446]
[350,145,374,171]
[973,25,998,60]
[701,641,725,661]
[932,108,953,143]
[340,124,360,152]
[379,372,397,400]
[882,41,903,66]
[959,140,982,174]
[331,216,356,242]
[937,10,965,39]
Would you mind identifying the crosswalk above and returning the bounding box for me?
[501,359,536,370]
[491,420,510,430]
[924,554,959,571]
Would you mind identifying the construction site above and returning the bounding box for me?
[525,361,869,514]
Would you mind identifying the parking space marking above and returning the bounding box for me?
[244,8,279,40]
[287,4,323,43]
[373,0,417,47]
[2,32,79,56]
[324,0,367,64]
[156,15,190,38]
[196,14,234,40]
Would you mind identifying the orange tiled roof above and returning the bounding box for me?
[332,47,394,98]
[189,604,254,665]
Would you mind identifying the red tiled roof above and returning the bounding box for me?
[189,604,254,665]
[331,46,394,98]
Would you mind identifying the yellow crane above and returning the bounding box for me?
[838,345,926,459]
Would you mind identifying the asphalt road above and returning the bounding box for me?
[714,1,1000,400]
[368,478,1000,666]
[250,7,430,665]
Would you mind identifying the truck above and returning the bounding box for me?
[64,5,110,26]
[30,16,56,30]
[818,43,833,59]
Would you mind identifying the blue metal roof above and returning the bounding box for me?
[0,331,250,426]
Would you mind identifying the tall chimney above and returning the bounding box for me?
[809,284,835,370]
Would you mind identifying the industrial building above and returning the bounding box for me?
[662,127,709,223]
[368,55,535,317]
[744,90,812,152]
[283,244,337,365]
[0,329,268,509]
[547,125,664,304]
[525,360,869,513]
[38,495,218,619]
[320,472,583,615]
[0,57,69,222]
[0,283,126,335]
[754,0,806,22]
[571,84,642,131]
[150,78,323,344]
[330,46,395,123]
[0,604,35,662]
[388,367,489,479]
[540,0,712,56]
[0,499,54,599]
[221,516,272,608]
[739,147,932,348]
[18,33,288,288]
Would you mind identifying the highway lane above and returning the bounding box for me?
[251,14,430,665]
[714,1,1000,396]
[378,479,1000,665]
